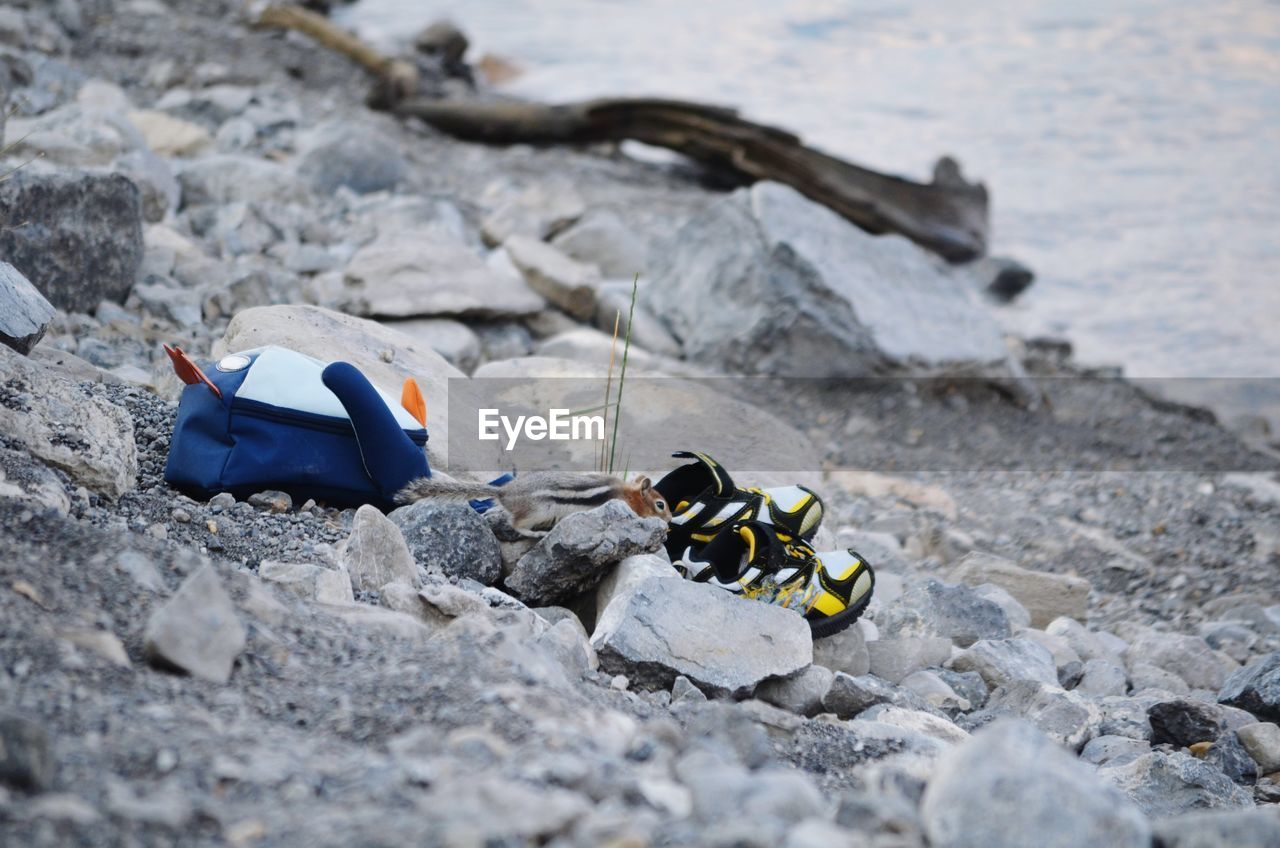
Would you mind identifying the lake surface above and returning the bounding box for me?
[344,0,1280,419]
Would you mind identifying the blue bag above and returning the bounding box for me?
[163,345,430,509]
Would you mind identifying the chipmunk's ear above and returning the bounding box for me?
[636,475,652,491]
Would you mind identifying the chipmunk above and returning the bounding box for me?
[396,472,672,531]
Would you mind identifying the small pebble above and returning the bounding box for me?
[610,675,629,691]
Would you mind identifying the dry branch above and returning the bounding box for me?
[251,4,989,261]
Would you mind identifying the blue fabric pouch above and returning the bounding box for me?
[163,345,430,509]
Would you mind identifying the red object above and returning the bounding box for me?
[164,344,223,400]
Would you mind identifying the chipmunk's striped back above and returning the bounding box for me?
[395,471,671,530]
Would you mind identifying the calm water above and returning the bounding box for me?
[344,1,1280,402]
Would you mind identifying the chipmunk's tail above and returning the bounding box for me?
[394,476,497,505]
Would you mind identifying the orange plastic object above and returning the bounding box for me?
[401,377,427,427]
[164,344,223,400]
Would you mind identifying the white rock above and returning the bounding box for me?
[592,576,812,697]
[337,505,418,592]
[144,564,246,683]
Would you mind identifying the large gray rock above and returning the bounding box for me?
[1125,630,1235,692]
[388,500,502,586]
[951,638,1058,689]
[338,505,419,592]
[1218,652,1280,721]
[0,345,137,497]
[1100,751,1254,817]
[594,553,677,623]
[0,172,143,312]
[880,579,1011,647]
[950,552,1090,628]
[144,564,246,684]
[644,181,1007,377]
[1152,809,1280,848]
[920,720,1150,848]
[343,232,544,319]
[591,576,812,697]
[0,262,55,355]
[505,501,667,606]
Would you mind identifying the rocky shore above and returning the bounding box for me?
[1,1,1280,846]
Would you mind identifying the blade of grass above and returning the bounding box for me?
[600,309,621,472]
[608,274,639,474]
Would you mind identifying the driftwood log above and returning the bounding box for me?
[253,4,989,262]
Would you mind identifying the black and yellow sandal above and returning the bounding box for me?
[655,451,825,563]
[674,519,875,637]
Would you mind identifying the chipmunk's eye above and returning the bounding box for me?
[655,499,667,512]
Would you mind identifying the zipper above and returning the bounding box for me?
[231,398,428,445]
